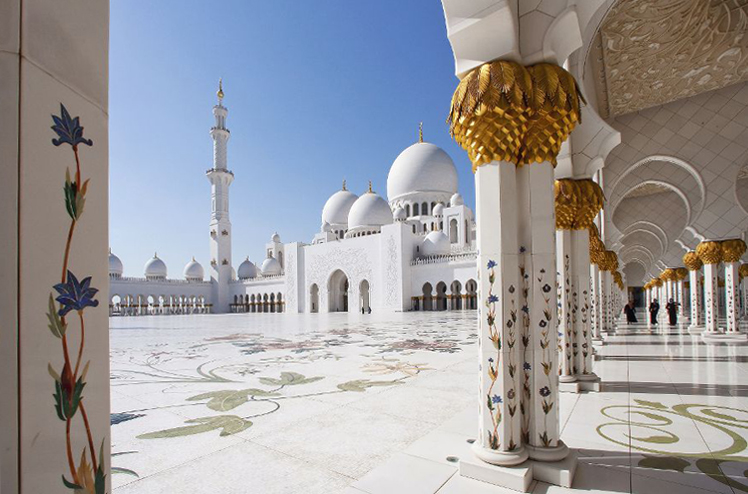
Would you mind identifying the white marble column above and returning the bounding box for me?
[677,271,687,318]
[473,162,527,466]
[599,269,610,333]
[684,252,703,332]
[590,263,601,340]
[556,229,574,382]
[741,270,748,319]
[697,241,722,335]
[572,229,595,379]
[721,239,746,335]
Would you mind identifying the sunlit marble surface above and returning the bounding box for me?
[110,313,748,493]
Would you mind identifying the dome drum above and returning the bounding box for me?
[144,254,168,280]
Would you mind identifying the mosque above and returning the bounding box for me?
[108,84,479,315]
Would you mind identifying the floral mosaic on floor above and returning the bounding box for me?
[109,312,477,489]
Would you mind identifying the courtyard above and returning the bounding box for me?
[109,312,748,493]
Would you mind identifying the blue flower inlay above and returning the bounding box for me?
[53,270,99,316]
[51,103,93,148]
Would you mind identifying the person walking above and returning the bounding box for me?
[666,298,679,326]
[649,299,660,325]
[623,301,637,325]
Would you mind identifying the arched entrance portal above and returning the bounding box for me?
[328,270,349,312]
[360,280,370,313]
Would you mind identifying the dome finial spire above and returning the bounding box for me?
[342,179,347,191]
[418,122,423,143]
[217,78,224,102]
[368,180,373,193]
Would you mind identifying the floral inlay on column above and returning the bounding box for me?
[47,104,107,493]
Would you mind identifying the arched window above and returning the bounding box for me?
[405,204,411,217]
[413,203,420,216]
[449,219,458,243]
[422,202,428,215]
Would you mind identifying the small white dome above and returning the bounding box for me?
[238,257,257,279]
[322,187,358,226]
[422,231,450,257]
[109,249,123,277]
[183,257,204,281]
[433,203,444,217]
[387,142,458,201]
[394,206,407,222]
[271,232,281,243]
[348,191,394,231]
[144,253,167,279]
[450,193,464,207]
[261,256,282,276]
[321,221,332,232]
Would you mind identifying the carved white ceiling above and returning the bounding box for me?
[625,182,673,198]
[593,0,748,118]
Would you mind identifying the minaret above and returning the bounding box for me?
[206,79,234,313]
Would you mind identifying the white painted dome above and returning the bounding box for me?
[183,257,204,281]
[393,206,407,222]
[109,249,123,277]
[433,203,444,217]
[261,256,282,276]
[271,232,281,243]
[322,187,359,226]
[321,221,332,232]
[387,142,458,201]
[237,257,257,279]
[144,253,167,279]
[450,193,464,207]
[422,231,450,257]
[348,191,394,230]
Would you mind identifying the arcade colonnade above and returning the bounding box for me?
[642,239,748,341]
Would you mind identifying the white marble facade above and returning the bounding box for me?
[109,101,479,315]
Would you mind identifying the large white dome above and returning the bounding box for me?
[238,257,257,279]
[109,249,123,277]
[422,231,450,257]
[144,253,167,279]
[183,257,204,281]
[261,256,282,276]
[348,191,393,231]
[387,142,458,201]
[322,188,358,226]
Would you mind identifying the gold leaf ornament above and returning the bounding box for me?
[682,251,703,271]
[720,239,747,263]
[696,241,722,265]
[554,179,578,230]
[739,263,748,279]
[675,267,688,281]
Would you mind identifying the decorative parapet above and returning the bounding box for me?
[231,272,286,284]
[411,251,477,266]
[111,276,211,285]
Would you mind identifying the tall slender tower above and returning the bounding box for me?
[207,79,233,313]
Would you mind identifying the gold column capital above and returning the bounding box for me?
[682,251,703,271]
[520,63,584,166]
[554,179,604,231]
[739,263,748,279]
[696,241,722,265]
[448,60,532,168]
[675,267,689,281]
[721,238,747,263]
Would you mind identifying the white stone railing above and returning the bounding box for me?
[232,272,286,284]
[411,251,477,266]
[111,276,211,285]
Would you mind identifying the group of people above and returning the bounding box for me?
[623,298,680,326]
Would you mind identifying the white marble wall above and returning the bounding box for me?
[0,1,110,491]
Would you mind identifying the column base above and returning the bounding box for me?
[460,455,534,492]
[559,381,581,393]
[529,449,578,488]
[592,337,604,346]
[560,375,600,393]
[687,325,704,334]
[471,443,529,467]
[526,440,569,462]
[559,374,577,383]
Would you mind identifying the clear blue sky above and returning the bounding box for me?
[110,0,474,277]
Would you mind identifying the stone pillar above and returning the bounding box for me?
[474,162,526,465]
[676,268,688,318]
[721,239,746,335]
[448,59,582,467]
[697,241,722,335]
[556,227,574,382]
[684,252,703,331]
[741,265,748,319]
[590,262,601,340]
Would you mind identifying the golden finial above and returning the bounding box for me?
[217,78,224,102]
[418,122,423,143]
[342,179,347,191]
[368,180,373,193]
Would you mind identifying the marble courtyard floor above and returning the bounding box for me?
[110,312,748,493]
